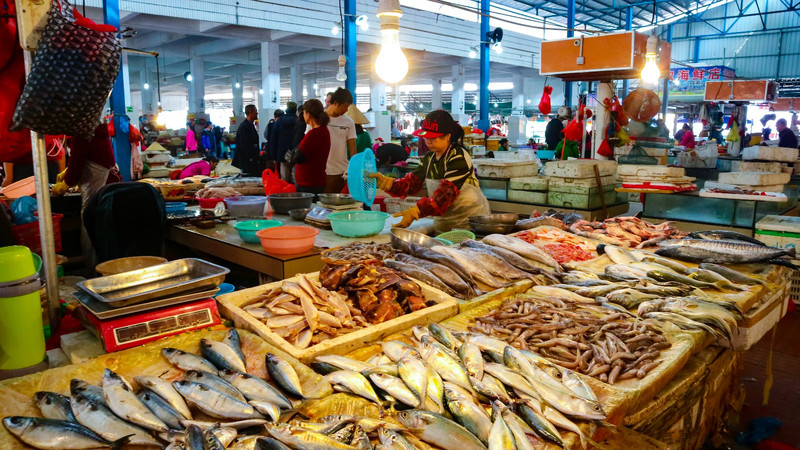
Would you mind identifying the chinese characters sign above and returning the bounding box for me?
[668,66,736,98]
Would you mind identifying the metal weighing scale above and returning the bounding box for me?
[73,259,228,352]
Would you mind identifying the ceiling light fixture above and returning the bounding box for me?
[235,82,241,88]
[375,0,408,84]
[355,14,369,31]
[184,72,192,82]
[259,88,264,94]
[143,82,150,90]
[331,22,341,36]
[336,54,348,82]
[641,34,661,85]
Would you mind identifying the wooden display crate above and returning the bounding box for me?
[217,272,459,364]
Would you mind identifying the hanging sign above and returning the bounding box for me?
[668,65,735,98]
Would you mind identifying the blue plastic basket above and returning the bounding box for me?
[347,149,377,206]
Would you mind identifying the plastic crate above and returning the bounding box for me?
[791,269,800,305]
[12,214,64,255]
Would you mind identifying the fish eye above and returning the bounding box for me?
[10,417,22,424]
[594,405,601,411]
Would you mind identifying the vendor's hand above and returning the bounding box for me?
[393,206,420,228]
[51,181,69,196]
[368,172,393,192]
[56,169,67,183]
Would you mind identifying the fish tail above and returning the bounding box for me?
[788,247,797,258]
[110,434,133,449]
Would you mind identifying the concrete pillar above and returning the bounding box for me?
[290,66,303,102]
[451,65,467,125]
[305,78,316,100]
[232,66,244,118]
[260,42,281,143]
[121,53,132,111]
[512,73,525,115]
[593,81,614,160]
[367,67,390,141]
[431,79,443,111]
[188,57,205,119]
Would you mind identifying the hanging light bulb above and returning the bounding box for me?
[492,41,503,54]
[468,48,477,59]
[336,55,348,82]
[356,15,369,31]
[143,82,150,90]
[259,88,264,94]
[156,107,166,126]
[313,82,319,90]
[184,72,193,82]
[331,22,340,36]
[235,82,241,88]
[494,102,498,107]
[375,0,408,84]
[640,34,661,85]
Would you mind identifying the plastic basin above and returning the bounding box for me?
[224,196,267,217]
[256,225,319,254]
[327,211,389,237]
[165,202,187,213]
[198,197,225,209]
[214,283,235,297]
[267,193,315,215]
[0,176,35,199]
[95,256,168,276]
[233,220,282,243]
[536,150,556,160]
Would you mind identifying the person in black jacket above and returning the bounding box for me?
[291,104,306,150]
[233,105,262,176]
[269,101,299,181]
[776,118,798,149]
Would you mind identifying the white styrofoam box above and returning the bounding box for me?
[742,146,799,162]
[717,171,791,186]
[549,174,617,188]
[755,215,800,250]
[509,176,549,191]
[544,160,617,178]
[704,181,785,192]
[617,164,685,178]
[507,189,548,204]
[736,161,782,173]
[473,160,540,178]
[384,196,422,214]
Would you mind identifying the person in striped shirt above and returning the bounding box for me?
[370,110,490,232]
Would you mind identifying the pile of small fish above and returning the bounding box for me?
[321,242,397,265]
[241,274,366,349]
[309,323,607,449]
[3,329,312,449]
[516,209,586,230]
[471,294,671,384]
[321,263,435,324]
[388,237,561,300]
[568,216,687,248]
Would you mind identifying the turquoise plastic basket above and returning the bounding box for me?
[347,149,377,206]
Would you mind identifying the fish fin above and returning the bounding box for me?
[593,420,618,432]
[769,258,800,270]
[110,434,133,449]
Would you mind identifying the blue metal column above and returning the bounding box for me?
[660,25,673,118]
[621,6,633,99]
[103,0,131,181]
[477,0,490,132]
[343,0,357,94]
[564,0,575,108]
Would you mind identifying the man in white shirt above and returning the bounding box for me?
[324,88,357,193]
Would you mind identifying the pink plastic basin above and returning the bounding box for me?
[255,225,319,255]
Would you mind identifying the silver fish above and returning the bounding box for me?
[396,253,475,297]
[201,338,247,372]
[558,368,599,403]
[325,370,382,404]
[515,400,563,448]
[425,365,446,413]
[396,410,487,450]
[320,415,406,433]
[700,263,766,286]
[419,338,474,394]
[203,427,227,450]
[382,340,421,362]
[223,328,248,369]
[502,409,537,450]
[689,268,746,291]
[218,370,293,410]
[378,427,416,450]
[184,369,246,401]
[34,392,76,422]
[3,416,128,449]
[266,423,358,449]
[429,323,460,350]
[350,425,371,450]
[639,254,692,275]
[185,424,205,450]
[162,347,218,374]
[69,379,105,406]
[458,342,484,380]
[368,371,420,407]
[600,245,638,265]
[408,243,477,288]
[265,353,304,398]
[444,383,492,444]
[138,389,184,430]
[179,418,268,430]
[398,357,429,408]
[656,239,795,264]
[386,259,462,298]
[522,364,606,420]
[483,363,538,398]
[102,369,168,432]
[173,380,264,419]
[313,354,373,372]
[482,234,562,273]
[458,247,538,282]
[134,375,193,419]
[461,239,559,281]
[470,374,511,404]
[605,264,648,280]
[432,246,507,288]
[249,400,281,421]
[71,393,160,447]
[488,404,515,450]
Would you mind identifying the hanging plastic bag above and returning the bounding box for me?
[597,138,614,157]
[563,118,583,141]
[10,196,38,225]
[614,127,630,147]
[538,86,553,115]
[10,0,122,139]
[262,168,296,195]
[726,121,740,142]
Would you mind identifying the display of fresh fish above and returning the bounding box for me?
[266,423,358,449]
[458,342,484,380]
[223,328,248,369]
[419,338,474,393]
[688,230,766,246]
[325,370,382,404]
[34,392,76,423]
[378,427,416,450]
[397,410,487,450]
[516,401,564,448]
[516,216,566,230]
[443,383,492,444]
[138,389,185,430]
[184,369,246,401]
[409,243,476,287]
[265,353,304,398]
[642,311,725,341]
[351,425,372,450]
[699,263,767,286]
[173,380,264,419]
[385,260,462,298]
[461,239,559,282]
[162,347,219,374]
[482,234,562,273]
[367,371,420,407]
[470,374,511,404]
[531,285,595,302]
[102,369,168,432]
[3,416,129,449]
[397,356,429,409]
[598,244,638,265]
[488,404,515,450]
[70,379,106,407]
[249,401,281,421]
[71,393,160,447]
[201,338,248,372]
[502,408,537,450]
[646,269,723,290]
[604,264,648,280]
[689,268,746,291]
[656,239,795,264]
[458,247,538,282]
[638,254,691,275]
[396,253,475,297]
[431,246,508,288]
[134,375,193,420]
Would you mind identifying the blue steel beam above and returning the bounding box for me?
[477,0,490,133]
[343,0,356,93]
[103,0,131,181]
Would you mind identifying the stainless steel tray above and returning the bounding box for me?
[77,258,229,308]
[74,287,219,319]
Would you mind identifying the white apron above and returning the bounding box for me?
[423,154,490,233]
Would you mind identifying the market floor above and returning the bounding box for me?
[737,306,800,448]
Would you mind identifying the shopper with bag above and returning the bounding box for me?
[294,99,330,197]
